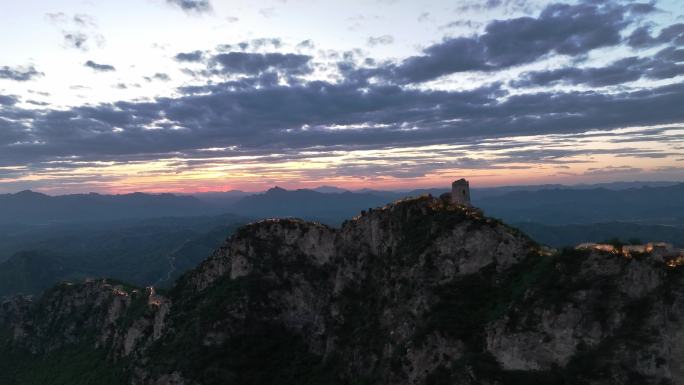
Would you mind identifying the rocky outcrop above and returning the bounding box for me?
[2,195,684,385]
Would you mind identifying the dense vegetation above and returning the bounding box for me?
[0,215,246,296]
[150,275,335,385]
[0,343,125,385]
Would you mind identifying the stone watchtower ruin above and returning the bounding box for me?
[451,178,471,206]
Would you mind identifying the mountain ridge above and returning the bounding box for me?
[0,191,216,225]
[2,196,684,384]
[4,181,683,226]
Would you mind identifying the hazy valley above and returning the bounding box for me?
[0,182,682,298]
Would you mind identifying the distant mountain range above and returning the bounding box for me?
[205,182,684,226]
[190,180,681,202]
[1,181,683,297]
[0,190,215,224]
[3,181,683,226]
[478,184,684,225]
[220,187,393,224]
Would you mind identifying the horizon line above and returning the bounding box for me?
[3,179,683,197]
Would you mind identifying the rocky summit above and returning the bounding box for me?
[2,195,684,385]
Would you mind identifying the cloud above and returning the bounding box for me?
[367,35,394,46]
[513,47,684,87]
[174,50,204,62]
[385,1,651,83]
[0,65,43,81]
[73,14,97,27]
[211,52,312,75]
[584,165,643,176]
[615,152,678,159]
[2,76,684,170]
[27,100,49,106]
[63,32,89,50]
[625,2,658,15]
[296,40,315,50]
[4,0,681,189]
[144,73,171,82]
[45,12,68,23]
[627,23,684,48]
[453,0,538,13]
[440,20,483,30]
[218,38,283,53]
[84,60,116,72]
[62,31,105,51]
[28,90,50,97]
[653,166,683,173]
[46,12,105,51]
[166,0,212,13]
[0,95,18,106]
[251,38,283,50]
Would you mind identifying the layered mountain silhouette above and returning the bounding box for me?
[4,182,682,226]
[2,196,684,384]
[1,182,682,298]
[0,190,214,224]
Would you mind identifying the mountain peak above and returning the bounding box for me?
[14,190,48,198]
[266,186,288,193]
[312,185,349,193]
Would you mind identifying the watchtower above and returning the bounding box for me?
[451,178,471,206]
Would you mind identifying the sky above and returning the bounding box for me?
[0,0,683,194]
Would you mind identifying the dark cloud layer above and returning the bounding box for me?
[175,50,204,62]
[0,65,43,81]
[2,76,683,167]
[627,23,684,48]
[0,95,18,106]
[84,60,116,72]
[380,1,653,83]
[2,0,681,185]
[211,52,312,75]
[513,47,684,87]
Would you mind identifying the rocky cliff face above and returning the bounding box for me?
[2,195,684,385]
